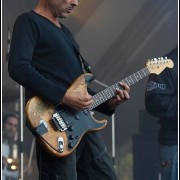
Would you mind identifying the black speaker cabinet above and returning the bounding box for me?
[133,110,160,180]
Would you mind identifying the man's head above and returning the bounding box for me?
[3,113,19,140]
[45,0,78,18]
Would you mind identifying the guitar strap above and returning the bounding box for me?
[61,24,93,74]
[79,54,93,74]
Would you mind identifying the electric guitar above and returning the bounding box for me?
[25,57,174,157]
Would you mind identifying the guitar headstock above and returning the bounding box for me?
[146,57,174,75]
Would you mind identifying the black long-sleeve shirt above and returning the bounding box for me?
[8,11,114,116]
[145,46,178,145]
[8,11,84,106]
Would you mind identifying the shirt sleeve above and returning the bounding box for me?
[8,14,66,106]
[145,67,178,119]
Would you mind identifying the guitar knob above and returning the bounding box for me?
[69,135,75,140]
[75,114,79,120]
[68,125,74,131]
[76,135,80,139]
[68,142,74,149]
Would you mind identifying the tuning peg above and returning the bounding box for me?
[165,56,167,59]
[161,57,164,60]
[158,57,161,60]
[153,58,158,61]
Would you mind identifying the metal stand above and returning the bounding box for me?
[93,79,116,164]
[111,113,115,165]
[158,172,162,180]
[19,85,35,179]
[20,85,24,180]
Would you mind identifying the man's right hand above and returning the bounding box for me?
[61,89,93,110]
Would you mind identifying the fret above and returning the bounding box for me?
[109,86,115,95]
[93,96,100,105]
[129,76,135,84]
[110,84,118,94]
[126,78,131,86]
[93,94,104,106]
[141,69,146,77]
[137,71,142,79]
[113,83,120,89]
[122,78,129,86]
[144,67,150,75]
[91,97,98,109]
[91,98,97,109]
[126,76,134,86]
[133,73,138,82]
[134,72,141,81]
[138,70,143,78]
[104,88,112,98]
[97,94,104,101]
[100,90,109,102]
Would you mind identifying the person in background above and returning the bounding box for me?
[145,45,178,180]
[2,113,33,180]
[8,0,130,179]
[2,113,20,180]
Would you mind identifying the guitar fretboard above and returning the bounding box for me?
[89,67,150,110]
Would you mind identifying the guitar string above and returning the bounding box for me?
[53,61,170,129]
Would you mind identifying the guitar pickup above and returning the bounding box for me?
[58,136,64,153]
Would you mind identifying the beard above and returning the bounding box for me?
[47,1,73,19]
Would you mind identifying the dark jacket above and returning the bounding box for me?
[145,46,178,145]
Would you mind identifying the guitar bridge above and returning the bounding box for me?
[52,112,67,131]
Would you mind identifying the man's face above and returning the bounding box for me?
[4,117,18,139]
[47,0,78,18]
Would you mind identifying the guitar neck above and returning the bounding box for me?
[89,67,150,110]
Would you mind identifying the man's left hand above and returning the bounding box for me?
[108,82,130,110]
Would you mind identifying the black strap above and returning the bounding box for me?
[79,54,93,74]
[61,24,93,74]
